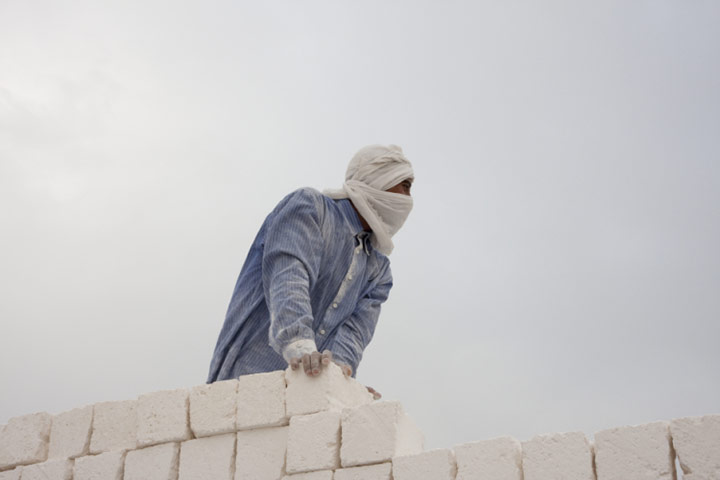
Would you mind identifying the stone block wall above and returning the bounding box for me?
[1,363,718,479]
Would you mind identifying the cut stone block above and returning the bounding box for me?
[670,415,720,479]
[286,411,341,474]
[0,412,52,469]
[594,421,675,480]
[282,472,333,480]
[0,467,21,480]
[522,432,594,480]
[190,379,238,437]
[334,463,392,480]
[74,450,126,480]
[137,388,192,447]
[340,401,423,468]
[18,458,72,480]
[393,449,457,480]
[48,405,93,459]
[179,433,235,480]
[454,436,522,480]
[285,363,372,416]
[90,400,137,453]
[235,426,287,480]
[236,371,287,430]
[124,442,179,480]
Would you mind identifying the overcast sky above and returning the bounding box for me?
[1,0,719,451]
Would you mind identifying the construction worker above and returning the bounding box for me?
[207,145,414,396]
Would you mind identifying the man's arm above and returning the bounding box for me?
[326,262,393,377]
[262,189,325,364]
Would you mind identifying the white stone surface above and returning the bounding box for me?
[286,411,341,474]
[236,371,287,430]
[522,431,594,480]
[137,388,192,447]
[393,449,456,480]
[0,412,52,470]
[74,450,125,480]
[285,363,372,416]
[594,421,675,480]
[190,379,238,437]
[48,405,93,459]
[282,471,333,480]
[333,463,392,480]
[179,433,235,480]
[18,458,72,480]
[0,468,21,480]
[454,436,522,480]
[90,400,137,454]
[340,401,423,468]
[235,426,287,480]
[670,414,720,479]
[124,442,179,480]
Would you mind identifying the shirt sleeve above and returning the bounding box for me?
[262,188,326,361]
[327,261,393,377]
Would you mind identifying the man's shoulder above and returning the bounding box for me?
[273,187,335,218]
[287,186,327,202]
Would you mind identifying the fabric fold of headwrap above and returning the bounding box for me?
[324,144,414,256]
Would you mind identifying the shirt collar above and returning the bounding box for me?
[337,198,365,236]
[337,199,373,255]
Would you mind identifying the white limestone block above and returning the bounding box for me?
[340,401,423,468]
[190,379,238,437]
[333,463,392,480]
[282,471,333,480]
[522,431,594,480]
[594,421,675,480]
[48,405,93,459]
[454,436,522,480]
[0,412,52,469]
[0,468,21,480]
[393,449,456,480]
[236,371,287,430]
[670,414,720,479]
[0,467,21,480]
[235,426,287,480]
[90,400,137,454]
[286,411,341,474]
[74,450,125,480]
[137,388,191,447]
[178,433,235,480]
[124,442,179,480]
[285,363,372,417]
[18,458,72,480]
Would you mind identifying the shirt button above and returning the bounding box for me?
[332,303,338,308]
[319,329,326,335]
[347,275,353,280]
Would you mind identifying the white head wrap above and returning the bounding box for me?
[324,144,414,256]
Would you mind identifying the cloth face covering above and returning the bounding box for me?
[324,144,414,255]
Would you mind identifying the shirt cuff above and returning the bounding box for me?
[282,338,318,363]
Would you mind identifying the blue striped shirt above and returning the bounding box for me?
[207,187,393,382]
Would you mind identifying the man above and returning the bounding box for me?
[207,145,414,388]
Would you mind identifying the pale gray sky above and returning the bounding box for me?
[1,1,719,450]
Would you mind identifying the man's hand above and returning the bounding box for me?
[289,349,334,377]
[334,359,353,377]
[366,386,382,400]
[288,350,382,399]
